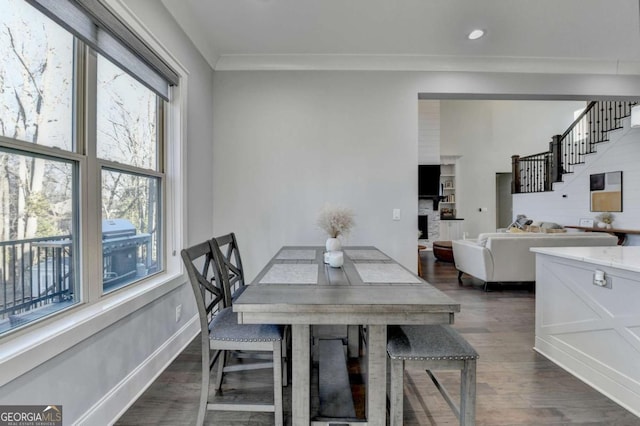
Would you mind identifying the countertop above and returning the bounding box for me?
[530,246,640,273]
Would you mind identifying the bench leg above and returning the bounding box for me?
[460,359,477,426]
[389,359,404,426]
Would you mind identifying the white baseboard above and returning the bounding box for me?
[74,314,200,426]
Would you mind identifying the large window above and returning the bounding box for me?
[97,55,162,293]
[0,0,171,333]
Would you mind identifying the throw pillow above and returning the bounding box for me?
[515,215,532,228]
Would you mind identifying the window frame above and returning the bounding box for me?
[91,48,167,296]
[0,0,186,387]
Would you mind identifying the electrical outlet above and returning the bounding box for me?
[592,272,612,289]
[175,304,182,322]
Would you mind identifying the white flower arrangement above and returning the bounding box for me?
[317,204,355,238]
[595,212,614,225]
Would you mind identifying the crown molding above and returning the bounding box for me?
[160,0,219,70]
[214,54,640,75]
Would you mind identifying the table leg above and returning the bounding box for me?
[292,324,310,425]
[367,325,387,426]
[347,325,360,358]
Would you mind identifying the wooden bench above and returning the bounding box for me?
[387,324,478,426]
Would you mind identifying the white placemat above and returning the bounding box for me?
[344,249,390,261]
[354,263,421,283]
[275,249,317,260]
[259,264,319,284]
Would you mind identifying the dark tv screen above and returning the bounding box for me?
[418,165,441,197]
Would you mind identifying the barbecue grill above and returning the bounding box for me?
[102,219,151,285]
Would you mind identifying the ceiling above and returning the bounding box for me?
[161,0,640,73]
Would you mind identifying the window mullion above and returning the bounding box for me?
[98,160,164,179]
[0,137,83,163]
[83,48,102,303]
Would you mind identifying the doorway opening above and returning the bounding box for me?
[496,173,513,230]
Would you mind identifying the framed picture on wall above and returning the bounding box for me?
[590,171,623,212]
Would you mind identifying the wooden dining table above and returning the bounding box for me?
[233,246,460,425]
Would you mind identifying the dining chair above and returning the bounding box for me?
[211,233,290,384]
[181,239,284,426]
[212,232,246,305]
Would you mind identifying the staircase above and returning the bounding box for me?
[512,101,638,193]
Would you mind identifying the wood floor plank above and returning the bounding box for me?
[116,252,640,425]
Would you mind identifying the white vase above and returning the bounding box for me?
[326,237,341,252]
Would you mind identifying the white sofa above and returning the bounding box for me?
[452,232,618,290]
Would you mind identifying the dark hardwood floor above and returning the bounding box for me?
[116,251,640,425]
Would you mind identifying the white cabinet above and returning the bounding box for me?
[533,247,640,417]
[439,219,464,241]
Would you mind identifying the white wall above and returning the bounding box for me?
[212,72,419,278]
[212,70,640,279]
[0,1,215,424]
[418,100,440,164]
[514,119,640,245]
[440,100,586,237]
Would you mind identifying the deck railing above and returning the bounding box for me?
[1,235,73,320]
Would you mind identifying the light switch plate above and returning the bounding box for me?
[392,209,401,221]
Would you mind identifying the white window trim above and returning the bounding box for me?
[0,0,189,387]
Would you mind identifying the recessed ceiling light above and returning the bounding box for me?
[468,29,485,40]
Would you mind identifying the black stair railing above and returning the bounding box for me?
[513,100,638,194]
